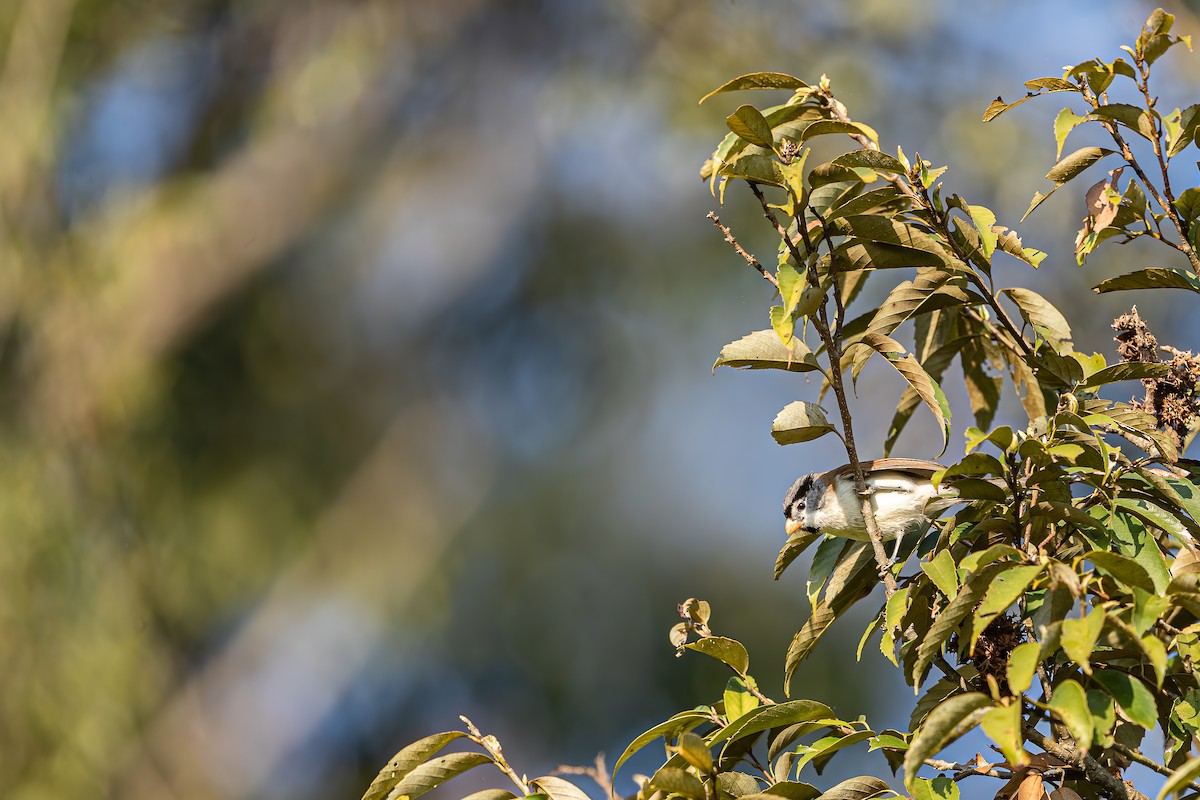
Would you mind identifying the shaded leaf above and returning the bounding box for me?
[903,693,993,790]
[1094,267,1200,294]
[1080,362,1175,388]
[649,767,705,799]
[1000,287,1072,351]
[1092,669,1157,729]
[727,104,776,149]
[776,531,822,579]
[1045,146,1118,182]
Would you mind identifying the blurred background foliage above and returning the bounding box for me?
[3,1,1200,799]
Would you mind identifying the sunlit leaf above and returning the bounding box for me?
[1044,146,1117,183]
[980,701,1028,767]
[970,565,1043,652]
[685,636,750,674]
[532,776,593,800]
[714,330,823,374]
[362,732,472,800]
[772,402,836,445]
[1157,757,1200,800]
[614,709,713,776]
[1061,605,1106,675]
[700,72,810,105]
[1006,642,1041,694]
[1049,679,1094,756]
[383,752,493,800]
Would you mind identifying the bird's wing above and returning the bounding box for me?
[820,458,943,484]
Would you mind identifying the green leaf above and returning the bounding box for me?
[1093,267,1200,294]
[1092,669,1158,729]
[727,104,776,149]
[970,565,1043,652]
[1158,757,1200,800]
[1006,642,1041,694]
[794,730,874,774]
[712,699,836,748]
[903,693,993,790]
[384,752,493,800]
[649,767,706,799]
[700,72,810,105]
[811,776,890,800]
[1061,606,1106,675]
[854,333,951,456]
[715,330,822,373]
[839,215,950,264]
[799,120,878,144]
[771,305,795,345]
[613,709,712,776]
[724,677,760,722]
[1175,186,1200,224]
[755,785,821,800]
[1083,550,1154,593]
[1054,108,1085,159]
[968,205,998,259]
[912,563,1010,686]
[717,773,762,798]
[720,153,785,187]
[459,791,517,800]
[1045,146,1118,182]
[999,287,1072,351]
[1049,679,1093,755]
[686,636,750,674]
[776,531,822,580]
[673,732,714,774]
[982,94,1038,123]
[921,550,959,599]
[1086,104,1157,140]
[1110,512,1171,596]
[910,777,959,800]
[1080,362,1176,388]
[772,402,836,445]
[785,546,877,693]
[532,777,593,800]
[980,701,1027,767]
[362,732,472,800]
[832,150,907,174]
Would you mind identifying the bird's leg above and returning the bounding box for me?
[888,532,904,565]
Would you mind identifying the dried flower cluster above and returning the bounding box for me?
[1113,306,1200,444]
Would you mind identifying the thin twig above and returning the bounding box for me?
[707,212,778,288]
[554,754,616,800]
[461,716,533,796]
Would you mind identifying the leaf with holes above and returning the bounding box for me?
[362,732,472,800]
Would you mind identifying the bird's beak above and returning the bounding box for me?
[785,519,801,535]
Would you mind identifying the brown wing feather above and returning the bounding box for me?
[819,458,944,483]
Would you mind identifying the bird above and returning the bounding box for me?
[782,459,948,555]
